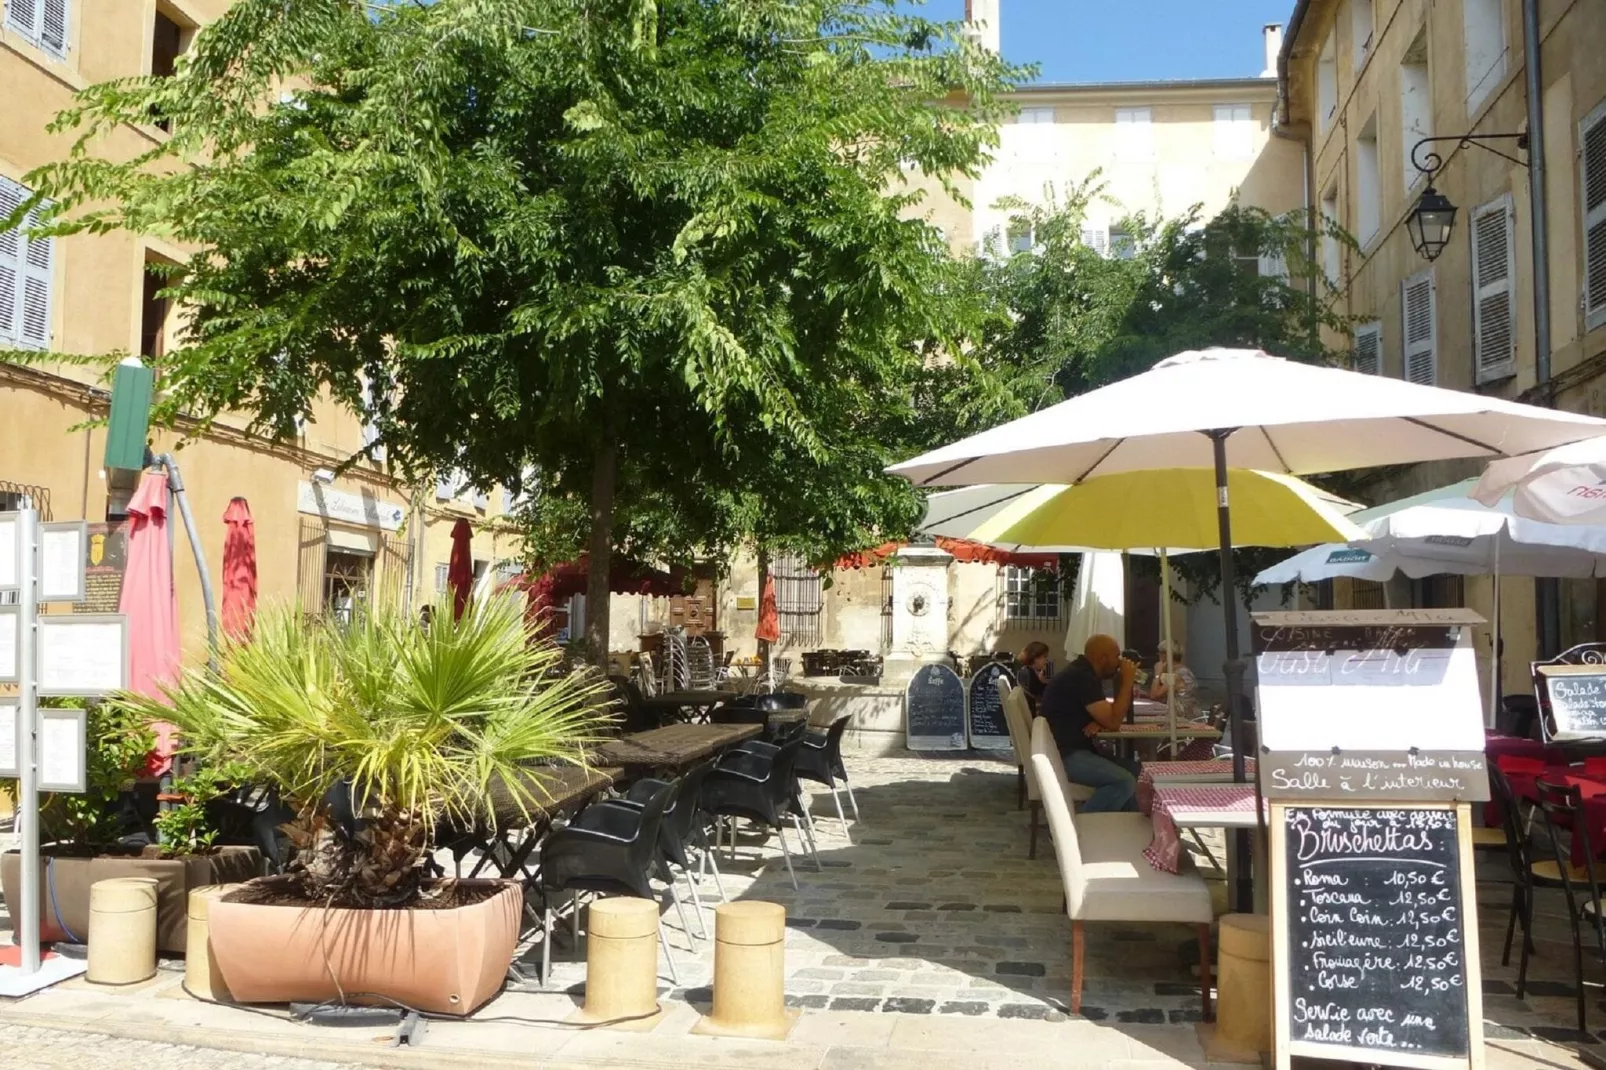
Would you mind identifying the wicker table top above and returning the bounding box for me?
[593,722,762,771]
[469,764,620,834]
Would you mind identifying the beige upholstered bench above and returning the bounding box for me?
[1030,723,1215,1019]
[1005,690,1091,858]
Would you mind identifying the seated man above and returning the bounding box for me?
[1039,633,1140,813]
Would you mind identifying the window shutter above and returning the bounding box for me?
[1080,226,1107,257]
[1584,102,1606,331]
[19,201,52,348]
[1402,272,1437,385]
[0,177,21,343]
[472,488,489,512]
[1353,321,1382,375]
[39,0,65,56]
[435,470,458,501]
[6,0,40,41]
[1471,195,1516,383]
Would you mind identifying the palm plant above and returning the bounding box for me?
[120,595,612,907]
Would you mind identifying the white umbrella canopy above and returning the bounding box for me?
[1474,435,1606,525]
[890,349,1606,487]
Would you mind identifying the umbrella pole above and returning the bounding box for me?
[1489,545,1502,728]
[1161,549,1176,753]
[1208,430,1253,915]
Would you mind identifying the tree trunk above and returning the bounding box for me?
[755,546,771,666]
[585,438,618,671]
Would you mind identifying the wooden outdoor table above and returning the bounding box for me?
[593,722,762,774]
[436,764,621,885]
[640,689,731,724]
[1098,721,1221,761]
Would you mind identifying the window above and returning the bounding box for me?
[0,175,53,350]
[471,487,489,512]
[1353,320,1382,374]
[1320,181,1341,285]
[1079,226,1108,257]
[1400,30,1432,191]
[1017,106,1054,125]
[1109,228,1136,260]
[1471,194,1516,383]
[1213,104,1254,160]
[1584,100,1606,332]
[1463,0,1506,114]
[149,6,194,131]
[359,374,384,461]
[5,0,67,58]
[139,254,177,359]
[1006,220,1034,254]
[1402,269,1437,385]
[434,563,449,594]
[1412,575,1465,610]
[1352,0,1375,67]
[435,469,463,501]
[771,554,822,646]
[1317,33,1337,135]
[1114,107,1153,162]
[1356,114,1380,246]
[1003,566,1061,625]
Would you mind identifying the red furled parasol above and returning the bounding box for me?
[755,574,781,644]
[220,497,257,642]
[448,518,474,621]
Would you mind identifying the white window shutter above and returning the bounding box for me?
[6,0,41,41]
[1353,321,1382,375]
[1080,226,1107,257]
[1584,102,1606,331]
[1402,271,1437,386]
[19,201,52,349]
[1471,195,1516,383]
[0,177,21,343]
[435,470,459,501]
[39,0,65,56]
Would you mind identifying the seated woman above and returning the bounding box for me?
[1014,641,1052,714]
[1147,639,1198,717]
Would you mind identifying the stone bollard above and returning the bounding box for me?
[86,877,158,986]
[568,897,662,1029]
[184,885,233,1002]
[1197,913,1272,1064]
[693,901,797,1040]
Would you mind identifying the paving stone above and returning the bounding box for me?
[1168,1008,1204,1024]
[1522,981,1576,997]
[853,969,903,981]
[1075,1006,1110,1021]
[1531,1026,1598,1044]
[997,1003,1051,1020]
[995,961,1046,977]
[830,997,882,1012]
[786,994,831,1009]
[794,968,847,981]
[982,904,1022,913]
[886,901,931,910]
[1153,981,1199,996]
[876,932,919,943]
[883,997,936,1015]
[832,983,888,996]
[939,1000,991,1016]
[937,902,977,911]
[1482,979,1516,995]
[816,919,863,931]
[786,918,818,929]
[1116,1008,1167,1024]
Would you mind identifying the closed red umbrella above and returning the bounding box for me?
[220,497,257,642]
[448,518,473,621]
[120,470,180,778]
[755,574,781,644]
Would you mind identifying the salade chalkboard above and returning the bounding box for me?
[1278,805,1473,1066]
[967,663,1012,751]
[906,663,965,751]
[1537,665,1606,740]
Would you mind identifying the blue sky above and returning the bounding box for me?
[901,1,1295,84]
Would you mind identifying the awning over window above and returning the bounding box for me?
[834,538,1058,571]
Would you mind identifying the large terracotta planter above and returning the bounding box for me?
[206,878,520,1014]
[0,846,260,953]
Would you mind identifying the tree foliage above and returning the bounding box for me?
[22,0,1020,658]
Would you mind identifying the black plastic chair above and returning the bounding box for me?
[701,737,809,889]
[616,761,726,949]
[796,715,855,838]
[1489,765,1540,994]
[1533,778,1606,1031]
[538,779,680,984]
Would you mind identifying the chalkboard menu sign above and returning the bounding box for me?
[906,664,965,751]
[1274,804,1480,1070]
[967,664,1012,751]
[1536,665,1606,741]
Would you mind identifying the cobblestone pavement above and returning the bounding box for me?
[0,1023,371,1069]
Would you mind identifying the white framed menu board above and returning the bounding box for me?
[0,605,17,684]
[37,521,87,603]
[0,511,17,592]
[0,697,17,779]
[37,614,128,697]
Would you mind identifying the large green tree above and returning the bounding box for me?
[23,0,1017,661]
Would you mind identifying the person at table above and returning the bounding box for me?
[1039,634,1140,812]
[1146,639,1198,717]
[1014,641,1052,713]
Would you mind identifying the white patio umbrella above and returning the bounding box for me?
[1255,478,1606,722]
[1064,550,1125,661]
[890,347,1606,912]
[1473,435,1606,525]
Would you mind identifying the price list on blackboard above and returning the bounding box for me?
[1283,806,1470,1061]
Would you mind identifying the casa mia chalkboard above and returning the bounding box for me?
[1273,804,1481,1070]
[906,664,966,751]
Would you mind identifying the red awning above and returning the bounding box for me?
[835,538,1058,572]
[504,555,691,601]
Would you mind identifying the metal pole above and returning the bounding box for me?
[1160,548,1177,753]
[17,506,41,974]
[1209,430,1254,915]
[157,454,218,671]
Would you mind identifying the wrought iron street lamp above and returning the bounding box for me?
[1406,133,1528,261]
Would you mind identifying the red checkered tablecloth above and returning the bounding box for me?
[1143,784,1260,874]
[1136,759,1255,815]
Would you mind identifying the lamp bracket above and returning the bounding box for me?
[1410,132,1530,179]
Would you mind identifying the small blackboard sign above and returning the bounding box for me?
[967,664,1012,751]
[906,663,965,751]
[1276,805,1476,1068]
[1537,665,1606,740]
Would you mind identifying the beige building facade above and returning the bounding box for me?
[2,1,515,660]
[1280,0,1606,692]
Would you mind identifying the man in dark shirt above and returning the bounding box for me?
[1039,633,1139,812]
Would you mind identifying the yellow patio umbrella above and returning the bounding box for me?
[968,468,1364,749]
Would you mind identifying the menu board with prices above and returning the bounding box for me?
[966,663,1012,751]
[1273,804,1481,1070]
[906,664,966,751]
[1535,664,1606,740]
